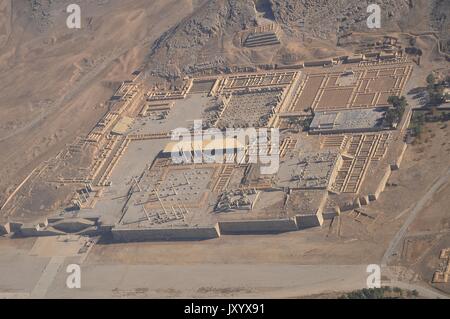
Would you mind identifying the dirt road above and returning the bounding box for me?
[382,167,450,266]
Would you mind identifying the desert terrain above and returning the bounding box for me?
[0,0,449,299]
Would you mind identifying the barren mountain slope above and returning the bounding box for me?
[430,0,450,52]
[146,0,449,79]
[145,0,257,79]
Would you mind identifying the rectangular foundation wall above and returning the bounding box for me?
[218,218,298,234]
[111,224,221,242]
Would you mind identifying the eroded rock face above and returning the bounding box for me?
[145,0,449,80]
[430,0,450,53]
[146,0,257,79]
[28,0,56,31]
[270,0,410,37]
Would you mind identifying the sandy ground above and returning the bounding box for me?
[0,1,448,299]
[0,0,196,207]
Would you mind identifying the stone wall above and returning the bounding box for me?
[218,218,298,234]
[295,212,324,229]
[111,224,221,242]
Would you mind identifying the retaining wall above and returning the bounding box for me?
[111,224,221,242]
[4,222,22,234]
[0,224,6,236]
[322,209,339,220]
[369,166,392,201]
[391,143,408,170]
[360,195,370,206]
[295,213,324,229]
[218,218,298,234]
[339,198,362,212]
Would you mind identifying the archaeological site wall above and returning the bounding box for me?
[218,218,298,234]
[111,224,221,242]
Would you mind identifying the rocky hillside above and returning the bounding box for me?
[430,0,450,53]
[145,0,257,79]
[145,0,449,80]
[271,0,410,37]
